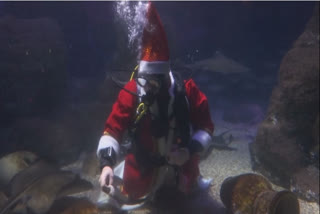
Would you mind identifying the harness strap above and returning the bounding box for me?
[134,103,148,127]
[130,65,139,81]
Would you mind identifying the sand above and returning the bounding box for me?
[199,119,320,214]
[60,117,319,214]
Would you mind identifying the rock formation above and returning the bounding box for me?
[250,3,319,203]
[0,16,68,126]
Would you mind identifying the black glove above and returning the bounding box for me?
[98,147,117,170]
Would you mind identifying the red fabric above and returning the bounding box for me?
[141,2,169,62]
[104,78,214,199]
[180,154,201,193]
[122,153,155,199]
[185,79,214,133]
[104,80,137,142]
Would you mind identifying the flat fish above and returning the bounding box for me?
[56,176,93,198]
[0,192,8,210]
[47,197,100,214]
[0,151,38,187]
[186,51,251,74]
[0,160,75,214]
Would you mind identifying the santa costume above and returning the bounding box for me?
[97,1,214,201]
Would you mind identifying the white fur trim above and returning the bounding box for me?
[192,130,212,152]
[97,135,120,157]
[139,60,170,75]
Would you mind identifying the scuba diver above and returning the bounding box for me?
[97,1,214,209]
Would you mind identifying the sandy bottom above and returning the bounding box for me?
[199,119,320,214]
[61,118,319,214]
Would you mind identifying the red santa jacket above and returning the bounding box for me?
[99,76,214,199]
[104,78,213,141]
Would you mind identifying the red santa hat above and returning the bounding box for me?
[138,1,170,75]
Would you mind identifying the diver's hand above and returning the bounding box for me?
[167,148,190,166]
[99,166,114,187]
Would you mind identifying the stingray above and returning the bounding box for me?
[186,51,251,74]
[47,197,100,214]
[56,176,93,198]
[211,130,236,150]
[0,160,76,214]
[201,130,237,160]
[0,192,8,211]
[0,151,39,188]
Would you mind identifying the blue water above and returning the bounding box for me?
[0,2,317,212]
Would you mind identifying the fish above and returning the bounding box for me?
[97,187,148,211]
[201,130,237,160]
[185,51,251,74]
[56,175,93,198]
[0,160,76,214]
[96,160,148,211]
[0,151,38,188]
[80,152,100,179]
[0,192,8,210]
[211,130,236,150]
[47,197,100,214]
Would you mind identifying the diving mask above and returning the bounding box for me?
[136,74,163,94]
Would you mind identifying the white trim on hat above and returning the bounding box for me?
[139,60,170,75]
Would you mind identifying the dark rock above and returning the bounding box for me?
[8,117,85,165]
[250,120,306,188]
[291,166,319,203]
[0,97,112,166]
[0,15,67,126]
[27,118,79,164]
[310,114,319,166]
[2,98,110,165]
[250,3,319,201]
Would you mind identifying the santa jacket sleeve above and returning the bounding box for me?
[97,78,214,158]
[185,79,214,150]
[97,80,137,158]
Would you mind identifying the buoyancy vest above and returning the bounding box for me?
[130,72,191,170]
